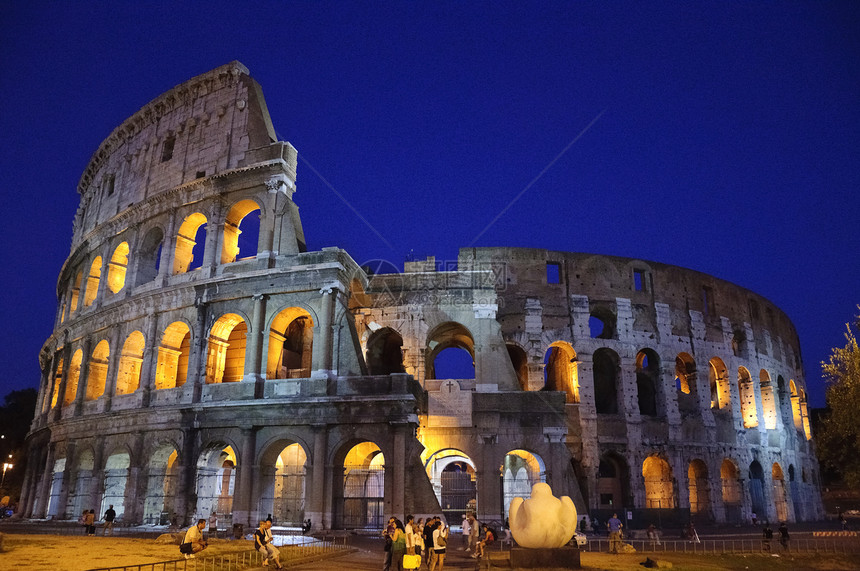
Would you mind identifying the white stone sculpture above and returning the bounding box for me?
[508,482,578,548]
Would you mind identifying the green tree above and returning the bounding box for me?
[817,307,860,488]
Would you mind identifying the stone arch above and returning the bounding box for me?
[116,330,145,395]
[333,440,386,529]
[593,348,620,414]
[789,380,803,432]
[195,443,238,521]
[688,459,711,518]
[738,367,758,428]
[597,452,629,509]
[636,349,661,417]
[155,321,192,389]
[69,447,95,518]
[221,199,262,264]
[501,449,547,518]
[102,448,131,520]
[206,313,248,384]
[772,462,789,522]
[64,349,83,406]
[675,353,698,415]
[720,458,742,523]
[759,370,778,430]
[366,327,405,375]
[643,454,675,509]
[173,212,207,274]
[748,460,766,518]
[544,341,579,403]
[106,241,130,294]
[708,357,730,410]
[425,322,475,380]
[135,225,164,286]
[258,439,309,526]
[506,343,529,391]
[142,442,180,525]
[424,448,477,525]
[85,339,111,401]
[267,306,314,379]
[83,256,103,307]
[589,306,615,339]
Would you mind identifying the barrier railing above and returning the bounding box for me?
[583,537,860,555]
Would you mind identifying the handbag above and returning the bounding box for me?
[437,533,447,547]
[403,553,422,569]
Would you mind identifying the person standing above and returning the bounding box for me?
[607,513,623,554]
[778,522,790,552]
[180,519,208,559]
[430,524,449,571]
[461,514,471,552]
[383,516,396,571]
[390,519,407,571]
[762,522,773,552]
[468,515,479,554]
[102,505,116,536]
[209,511,218,539]
[423,516,439,567]
[84,509,96,536]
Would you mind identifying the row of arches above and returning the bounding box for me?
[45,306,314,413]
[60,199,263,325]
[598,453,811,523]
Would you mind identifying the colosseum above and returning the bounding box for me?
[20,62,823,532]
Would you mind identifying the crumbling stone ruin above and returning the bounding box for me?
[20,62,823,530]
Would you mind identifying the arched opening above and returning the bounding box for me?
[675,353,698,415]
[788,464,804,521]
[544,342,579,402]
[64,349,83,406]
[597,453,629,509]
[107,242,129,294]
[643,455,675,509]
[425,449,476,525]
[589,308,615,339]
[135,227,164,286]
[772,463,789,522]
[85,340,110,401]
[708,357,730,410]
[83,256,102,307]
[748,461,765,518]
[337,441,385,529]
[688,459,711,518]
[759,370,778,430]
[259,442,307,526]
[720,459,742,523]
[50,355,64,409]
[502,450,546,518]
[102,450,131,520]
[196,445,237,520]
[206,314,247,384]
[69,449,95,519]
[789,380,803,432]
[143,446,179,525]
[45,457,66,518]
[70,270,83,314]
[593,348,619,414]
[267,307,313,379]
[738,367,758,428]
[173,212,207,274]
[155,321,191,389]
[221,199,262,263]
[636,349,660,417]
[800,389,812,440]
[425,322,475,380]
[506,343,529,391]
[116,331,145,395]
[366,327,405,375]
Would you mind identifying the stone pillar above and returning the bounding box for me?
[391,423,408,518]
[33,442,56,518]
[72,338,92,416]
[103,327,123,411]
[189,301,209,403]
[124,433,146,523]
[476,435,500,524]
[232,426,257,527]
[174,427,198,525]
[54,441,77,519]
[311,286,336,377]
[89,437,106,514]
[140,312,160,408]
[20,442,45,517]
[307,425,328,530]
[246,294,266,396]
[52,342,73,423]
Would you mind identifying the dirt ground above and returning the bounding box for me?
[0,533,858,571]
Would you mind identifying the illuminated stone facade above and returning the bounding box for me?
[21,63,823,530]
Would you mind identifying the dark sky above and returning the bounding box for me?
[1,2,857,407]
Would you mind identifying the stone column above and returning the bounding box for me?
[89,437,106,513]
[20,442,46,517]
[33,442,56,518]
[232,426,257,527]
[73,337,92,416]
[476,434,500,524]
[139,312,160,408]
[307,425,328,530]
[189,301,209,403]
[391,423,408,518]
[246,294,266,396]
[52,342,73,422]
[311,286,336,377]
[124,432,146,523]
[54,441,77,519]
[103,327,123,411]
[174,426,198,525]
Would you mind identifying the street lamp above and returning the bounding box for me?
[1,461,12,488]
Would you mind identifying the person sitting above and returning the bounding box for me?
[473,524,494,558]
[301,518,312,534]
[255,520,283,569]
[180,519,208,559]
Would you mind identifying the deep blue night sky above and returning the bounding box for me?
[1,2,857,407]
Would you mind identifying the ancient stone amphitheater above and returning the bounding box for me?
[20,62,823,531]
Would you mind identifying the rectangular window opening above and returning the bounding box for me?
[161,135,176,162]
[633,269,647,292]
[702,285,715,318]
[546,262,562,284]
[104,174,115,196]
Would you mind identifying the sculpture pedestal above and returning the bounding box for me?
[509,546,581,568]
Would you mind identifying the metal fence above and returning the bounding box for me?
[583,537,860,555]
[86,536,352,571]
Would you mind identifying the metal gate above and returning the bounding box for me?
[442,470,476,523]
[340,465,384,529]
[263,468,306,526]
[749,478,765,517]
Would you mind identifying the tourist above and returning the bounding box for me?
[390,518,407,571]
[580,516,588,534]
[414,517,425,558]
[762,522,773,552]
[84,509,95,536]
[255,520,283,569]
[78,510,88,534]
[405,515,416,555]
[102,505,116,536]
[778,522,790,551]
[208,511,218,539]
[302,518,312,534]
[180,519,208,559]
[473,523,494,559]
[461,513,471,552]
[430,523,449,571]
[383,515,396,571]
[607,513,623,553]
[647,523,661,548]
[423,516,439,567]
[468,515,479,553]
